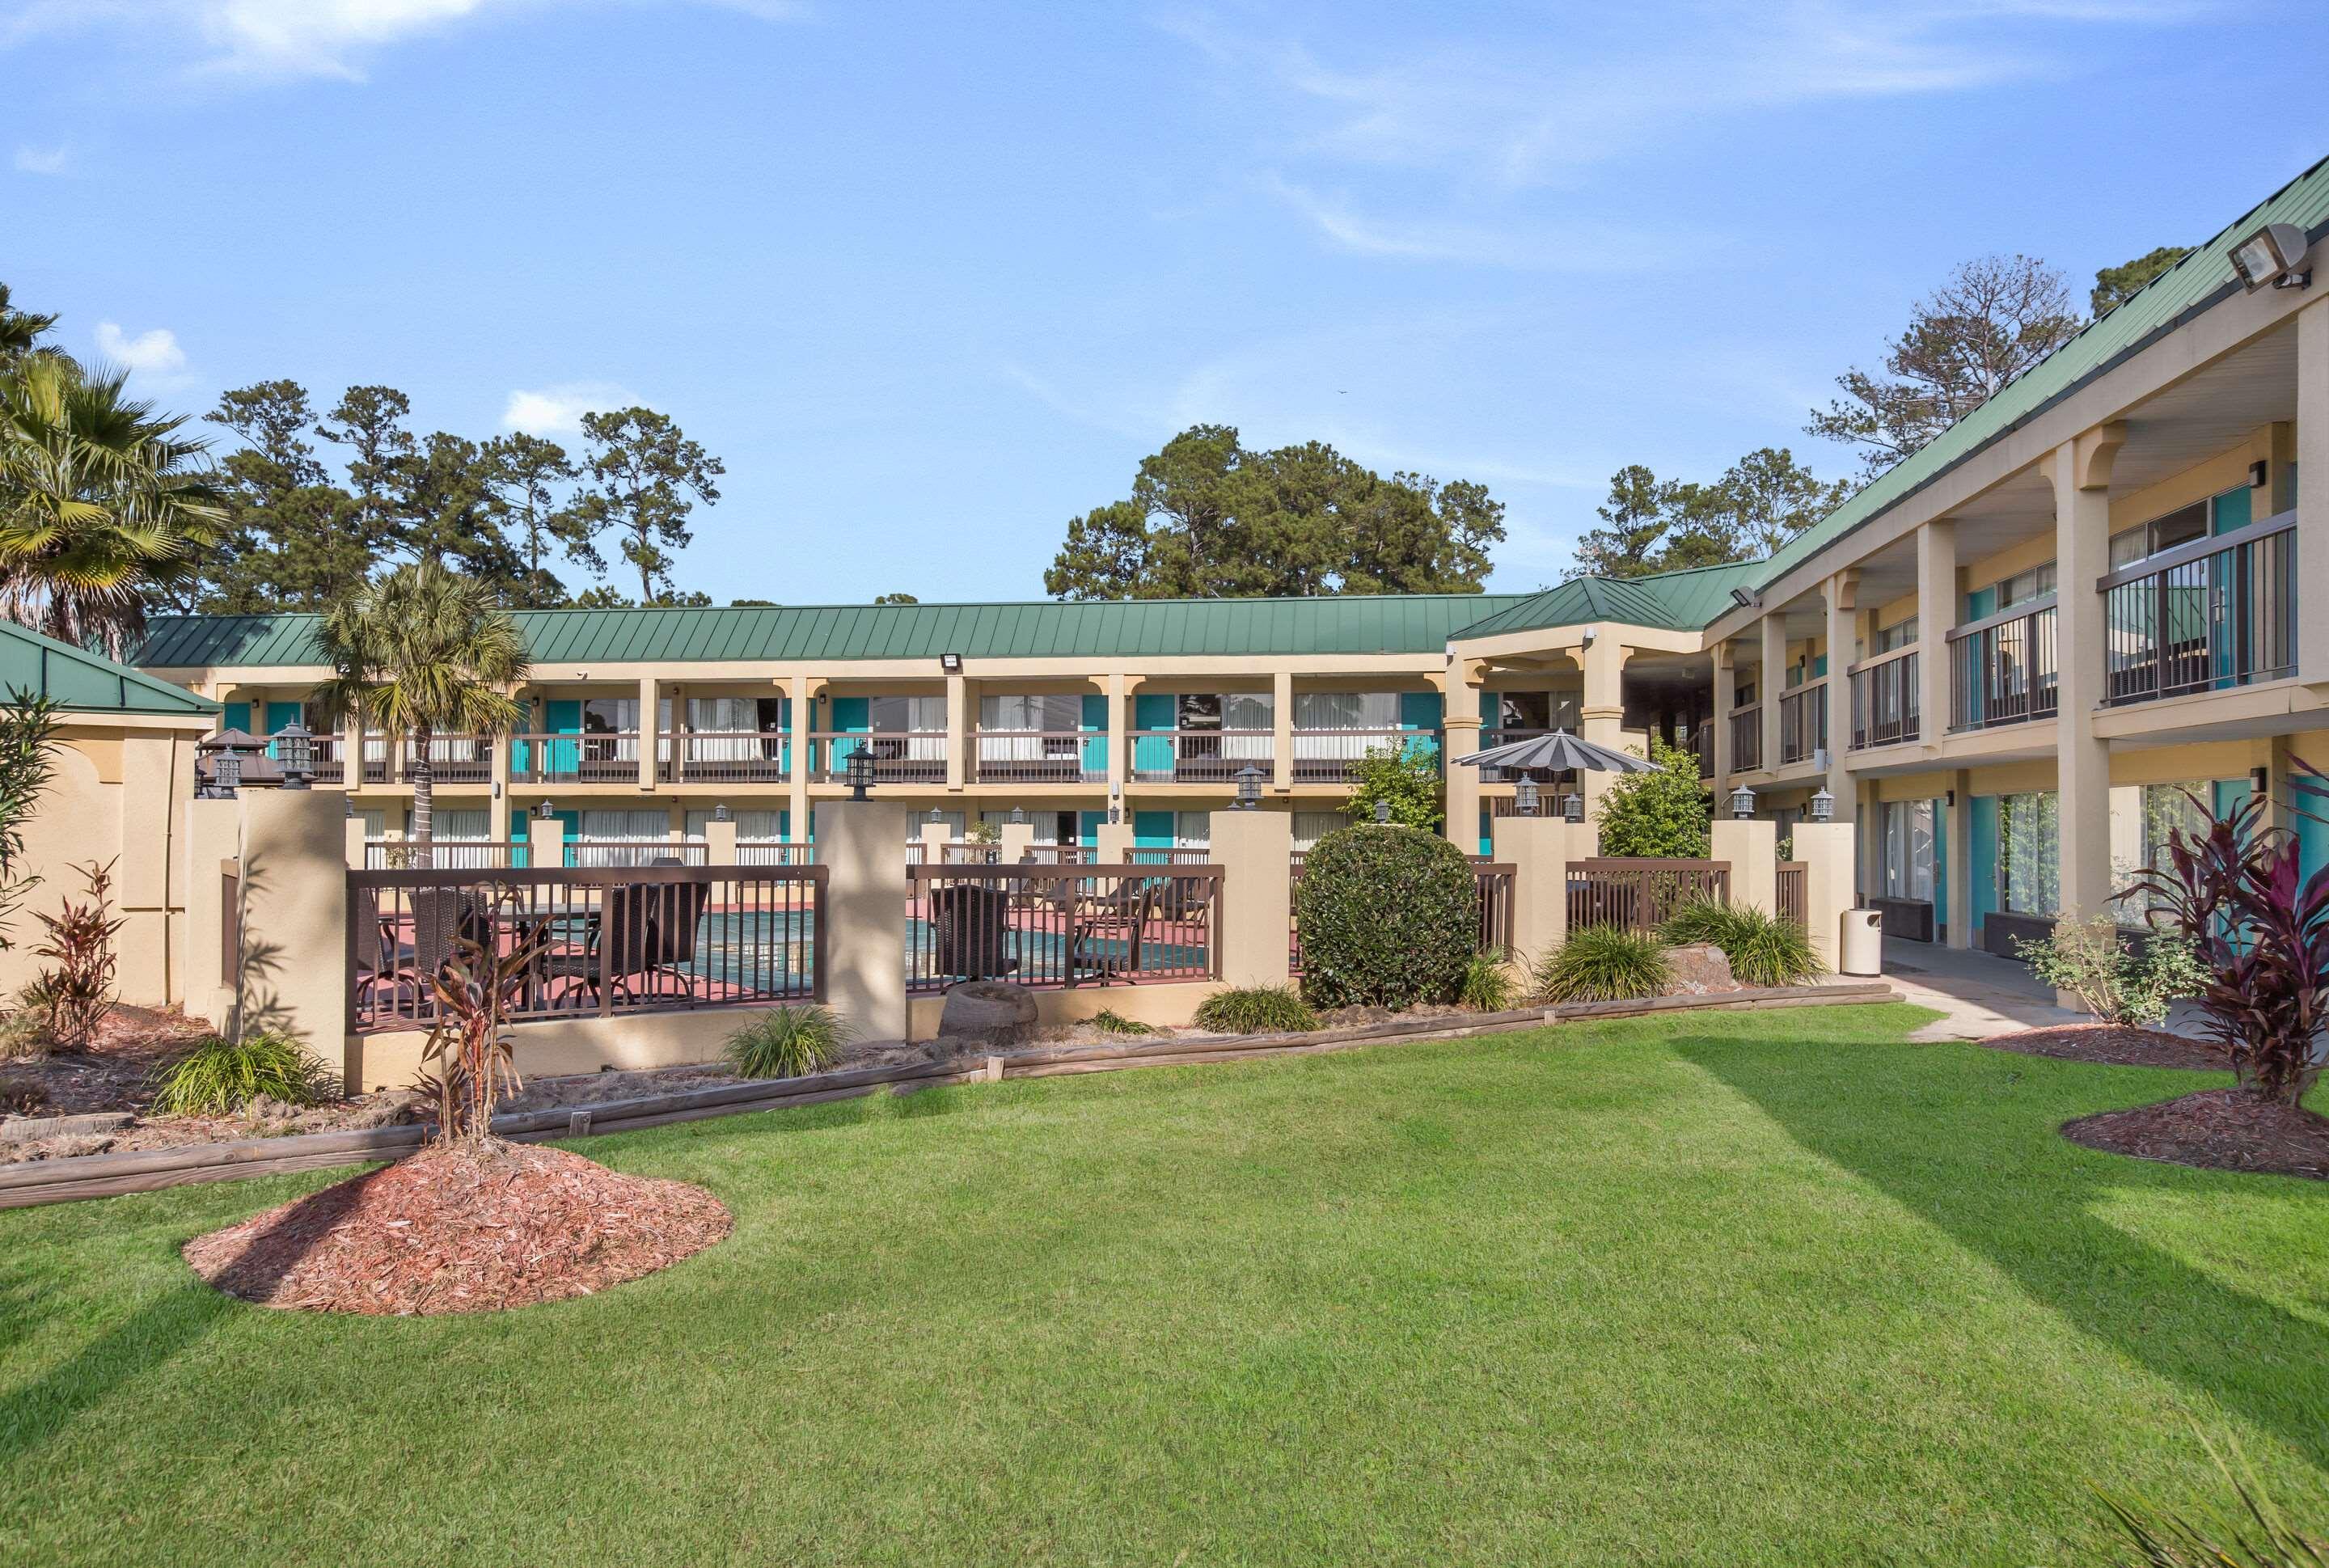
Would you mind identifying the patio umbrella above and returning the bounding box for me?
[1455,727,1653,776]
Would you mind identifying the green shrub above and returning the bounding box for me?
[2017,912,2204,1027]
[1193,985,1318,1035]
[148,1031,336,1116]
[1532,927,1672,1004]
[1593,738,1710,858]
[1091,1007,1152,1036]
[1457,949,1522,1012]
[0,1004,49,1062]
[1342,742,1444,832]
[1296,824,1478,1009]
[725,1005,850,1080]
[1655,899,1823,987]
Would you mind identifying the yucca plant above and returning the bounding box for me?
[1656,897,1735,950]
[1458,948,1522,1012]
[1091,1007,1152,1037]
[149,1030,336,1116]
[1655,898,1823,987]
[725,1005,850,1080]
[1533,926,1672,1004]
[1192,984,1318,1035]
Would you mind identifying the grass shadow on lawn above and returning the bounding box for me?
[1677,1032,2329,1473]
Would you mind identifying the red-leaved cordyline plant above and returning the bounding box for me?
[31,858,123,1050]
[2118,759,2329,1105]
[420,927,544,1147]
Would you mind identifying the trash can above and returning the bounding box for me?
[1840,907,1883,976]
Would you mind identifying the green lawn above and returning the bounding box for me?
[6,1003,2328,1566]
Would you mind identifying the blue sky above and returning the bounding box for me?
[4,1,2323,604]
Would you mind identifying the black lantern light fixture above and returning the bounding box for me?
[1235,764,1264,809]
[272,720,314,789]
[844,745,874,800]
[215,750,243,794]
[536,797,556,820]
[1563,790,1585,822]
[1808,786,1836,823]
[1514,776,1540,817]
[713,801,732,822]
[1008,804,1025,826]
[1728,783,1756,820]
[1373,799,1393,824]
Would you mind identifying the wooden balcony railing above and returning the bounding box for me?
[974,730,1105,784]
[809,732,947,784]
[1777,683,1826,766]
[1127,729,1273,784]
[1728,707,1762,774]
[1849,650,1919,750]
[2101,509,2295,707]
[1947,599,2057,732]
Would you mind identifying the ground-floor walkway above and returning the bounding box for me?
[1869,934,2213,1044]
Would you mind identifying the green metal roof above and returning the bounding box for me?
[136,592,1545,670]
[1756,153,2329,590]
[0,621,219,717]
[1448,559,1768,641]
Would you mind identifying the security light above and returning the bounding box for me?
[1728,784,1756,820]
[2230,222,2312,292]
[1809,786,1836,823]
[940,653,963,673]
[1235,765,1264,809]
[1579,628,1597,649]
[1730,588,1759,611]
[1515,776,1541,816]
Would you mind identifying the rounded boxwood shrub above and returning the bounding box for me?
[1296,825,1478,1009]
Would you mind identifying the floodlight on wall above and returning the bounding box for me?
[940,653,962,673]
[1563,791,1585,822]
[1809,786,1836,822]
[1812,746,1832,772]
[2229,222,2313,292]
[1235,765,1264,809]
[1728,784,1756,820]
[1579,628,1597,649]
[1730,587,1760,611]
[2251,459,2271,489]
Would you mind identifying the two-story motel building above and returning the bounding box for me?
[133,156,2329,957]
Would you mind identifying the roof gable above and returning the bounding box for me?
[0,621,220,716]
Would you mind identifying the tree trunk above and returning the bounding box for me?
[410,725,433,871]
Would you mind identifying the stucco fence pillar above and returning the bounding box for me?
[1490,814,1593,965]
[816,798,909,1042]
[1792,821,1857,974]
[1209,808,1291,989]
[188,788,353,1087]
[1710,819,1777,918]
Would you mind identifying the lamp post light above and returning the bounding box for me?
[273,721,314,790]
[1008,805,1025,826]
[1563,790,1585,823]
[1235,765,1263,810]
[1373,799,1392,824]
[536,798,556,820]
[1514,776,1541,817]
[713,801,731,823]
[215,750,243,795]
[1808,786,1836,823]
[845,746,874,801]
[1728,784,1756,820]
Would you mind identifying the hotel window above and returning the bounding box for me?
[2112,781,2213,915]
[979,693,1080,733]
[1997,792,2060,916]
[1173,812,1212,848]
[1292,810,1346,850]
[1177,692,1272,732]
[1876,800,1935,902]
[868,695,946,733]
[685,695,784,733]
[2110,501,2209,570]
[1874,616,1918,653]
[1994,562,2057,610]
[686,809,789,844]
[1293,691,1398,730]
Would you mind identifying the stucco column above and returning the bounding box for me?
[1440,660,1484,853]
[1710,818,1777,918]
[184,796,242,1029]
[1492,814,1591,962]
[1757,613,1785,776]
[2298,299,2329,685]
[1711,640,1735,785]
[343,713,366,791]
[527,808,567,872]
[788,674,813,842]
[1794,821,1856,973]
[945,672,968,791]
[1945,770,1972,948]
[2054,433,2120,973]
[232,787,352,1086]
[1208,806,1292,988]
[704,814,739,864]
[1094,817,1135,864]
[814,797,908,1042]
[1579,634,1629,823]
[1823,573,1857,814]
[999,820,1037,862]
[344,808,369,869]
[1917,519,1955,741]
[1270,670,1293,792]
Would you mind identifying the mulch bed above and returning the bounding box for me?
[1979,1023,2222,1071]
[2061,1087,2329,1181]
[0,1004,213,1118]
[183,1141,732,1315]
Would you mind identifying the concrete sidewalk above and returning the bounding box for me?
[1864,935,2213,1044]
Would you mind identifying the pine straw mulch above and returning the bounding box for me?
[1979,1023,2223,1071]
[183,1141,732,1315]
[2061,1088,2329,1181]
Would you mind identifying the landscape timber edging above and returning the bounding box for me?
[0,981,1898,1210]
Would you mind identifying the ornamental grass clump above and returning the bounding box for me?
[1656,898,1822,987]
[1192,985,1317,1036]
[149,1030,336,1116]
[1296,825,1478,1009]
[1457,949,1522,1012]
[1532,926,1672,1004]
[725,1005,850,1080]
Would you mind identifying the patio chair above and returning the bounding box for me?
[1068,881,1159,984]
[370,886,489,1012]
[542,885,653,1008]
[638,877,711,1000]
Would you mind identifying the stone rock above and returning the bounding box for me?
[1664,943,1739,995]
[937,980,1040,1049]
[0,1109,134,1145]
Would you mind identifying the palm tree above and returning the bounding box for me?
[0,283,61,365]
[0,355,226,657]
[311,562,531,868]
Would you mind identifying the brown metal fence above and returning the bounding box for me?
[1565,858,1730,934]
[1777,861,1807,929]
[906,862,1220,993]
[349,863,826,1033]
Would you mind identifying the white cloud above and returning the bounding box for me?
[94,321,190,380]
[12,142,68,174]
[0,0,812,81]
[501,380,634,435]
[1257,175,1662,270]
